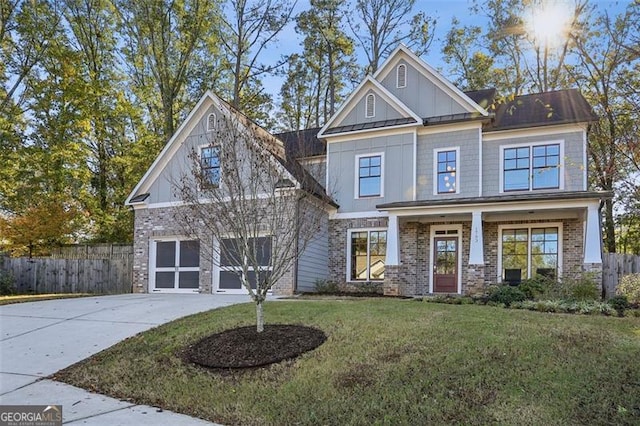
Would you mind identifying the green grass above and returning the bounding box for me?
[0,293,95,305]
[54,299,640,425]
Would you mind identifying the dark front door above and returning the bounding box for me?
[433,237,458,293]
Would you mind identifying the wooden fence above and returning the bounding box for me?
[602,253,640,298]
[1,255,133,294]
[50,243,134,259]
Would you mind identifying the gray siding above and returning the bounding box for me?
[338,89,404,127]
[296,214,329,292]
[380,59,469,118]
[147,105,223,204]
[327,132,414,212]
[482,130,586,196]
[416,129,481,200]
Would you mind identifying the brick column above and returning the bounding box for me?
[384,265,405,296]
[583,262,603,296]
[466,265,486,296]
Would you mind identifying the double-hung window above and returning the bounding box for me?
[200,146,221,187]
[435,148,458,194]
[503,143,561,191]
[357,154,383,197]
[349,229,387,281]
[500,225,560,282]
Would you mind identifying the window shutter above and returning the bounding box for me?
[397,64,407,88]
[365,94,375,118]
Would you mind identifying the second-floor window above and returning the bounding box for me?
[503,143,561,191]
[357,154,382,197]
[201,146,221,187]
[436,149,458,194]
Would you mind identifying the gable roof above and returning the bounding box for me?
[317,76,420,138]
[488,89,597,131]
[374,44,489,117]
[275,127,325,158]
[126,91,335,207]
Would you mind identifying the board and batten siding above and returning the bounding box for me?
[296,214,329,292]
[327,132,414,212]
[482,130,586,196]
[380,59,468,119]
[338,89,404,128]
[146,105,223,204]
[415,129,480,200]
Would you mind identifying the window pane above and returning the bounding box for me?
[358,156,382,197]
[180,240,200,267]
[351,232,368,280]
[437,150,457,194]
[370,156,381,166]
[502,228,528,280]
[533,168,559,189]
[359,157,370,167]
[360,176,381,197]
[252,236,272,266]
[220,238,241,266]
[201,146,220,186]
[246,270,270,290]
[156,241,176,267]
[178,271,199,289]
[155,271,175,288]
[504,170,529,191]
[219,271,243,289]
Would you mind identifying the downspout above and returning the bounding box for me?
[293,195,300,293]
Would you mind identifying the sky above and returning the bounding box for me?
[262,0,631,104]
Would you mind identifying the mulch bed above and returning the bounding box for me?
[186,324,327,369]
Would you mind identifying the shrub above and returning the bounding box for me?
[487,285,526,307]
[519,276,552,300]
[608,295,629,317]
[543,271,600,301]
[314,279,339,294]
[617,274,640,305]
[0,270,16,296]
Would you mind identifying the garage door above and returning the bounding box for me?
[150,239,200,293]
[215,237,272,294]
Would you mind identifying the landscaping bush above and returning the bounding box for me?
[314,279,340,294]
[487,285,526,307]
[542,271,600,301]
[608,295,629,317]
[519,276,552,299]
[617,274,640,305]
[0,270,16,295]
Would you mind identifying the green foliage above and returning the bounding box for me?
[0,270,16,295]
[314,279,340,294]
[510,299,616,316]
[487,285,526,307]
[617,274,640,304]
[541,271,600,302]
[608,295,629,317]
[518,276,551,300]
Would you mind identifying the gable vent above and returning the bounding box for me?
[207,113,217,131]
[365,93,375,118]
[397,64,407,88]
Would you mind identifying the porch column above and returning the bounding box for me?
[584,203,602,264]
[386,214,400,265]
[469,210,484,265]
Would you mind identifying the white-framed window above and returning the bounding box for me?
[215,236,273,292]
[206,113,217,131]
[355,152,384,198]
[347,228,387,282]
[396,64,407,88]
[497,223,562,283]
[433,147,460,194]
[150,239,200,292]
[199,145,221,187]
[365,93,375,118]
[500,141,563,192]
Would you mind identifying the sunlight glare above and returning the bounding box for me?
[526,1,573,48]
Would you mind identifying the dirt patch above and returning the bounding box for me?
[186,324,326,369]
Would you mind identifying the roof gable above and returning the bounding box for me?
[318,76,420,138]
[374,45,489,118]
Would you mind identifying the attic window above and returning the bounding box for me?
[365,93,375,118]
[206,113,216,131]
[396,64,407,88]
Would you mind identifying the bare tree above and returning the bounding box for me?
[173,110,330,332]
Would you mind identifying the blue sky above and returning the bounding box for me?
[262,0,630,104]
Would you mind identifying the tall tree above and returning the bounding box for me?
[349,0,436,74]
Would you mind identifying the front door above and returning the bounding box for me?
[433,237,458,293]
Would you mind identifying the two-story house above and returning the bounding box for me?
[126,45,609,296]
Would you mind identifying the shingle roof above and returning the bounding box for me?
[275,127,325,158]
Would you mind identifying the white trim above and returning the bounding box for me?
[433,146,460,195]
[499,139,564,193]
[346,227,387,283]
[149,238,201,293]
[582,131,588,191]
[206,113,217,131]
[429,224,463,294]
[412,129,417,201]
[396,63,407,88]
[365,93,376,118]
[584,202,602,263]
[373,44,488,116]
[482,123,587,141]
[317,75,421,138]
[354,152,385,199]
[478,127,483,197]
[496,222,563,283]
[417,121,482,136]
[329,210,388,220]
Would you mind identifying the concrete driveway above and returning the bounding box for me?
[0,293,251,424]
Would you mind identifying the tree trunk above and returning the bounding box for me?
[256,301,264,333]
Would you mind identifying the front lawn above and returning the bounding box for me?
[53,299,640,425]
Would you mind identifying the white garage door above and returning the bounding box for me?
[150,239,200,293]
[214,237,272,294]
